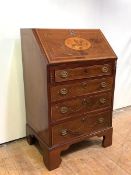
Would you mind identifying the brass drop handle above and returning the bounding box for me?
[59,88,68,95]
[60,70,68,78]
[102,66,109,73]
[101,82,107,88]
[99,98,106,104]
[97,117,104,124]
[61,129,68,136]
[60,106,69,114]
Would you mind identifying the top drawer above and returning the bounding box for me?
[55,64,112,82]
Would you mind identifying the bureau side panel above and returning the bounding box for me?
[21,29,49,145]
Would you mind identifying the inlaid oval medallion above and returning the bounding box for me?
[65,37,91,51]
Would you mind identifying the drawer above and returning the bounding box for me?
[51,77,113,102]
[52,110,111,145]
[51,92,112,121]
[55,64,112,82]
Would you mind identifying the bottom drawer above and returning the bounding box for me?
[52,111,111,145]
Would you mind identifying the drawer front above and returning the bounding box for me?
[51,92,112,121]
[51,77,113,102]
[52,111,111,145]
[55,64,112,82]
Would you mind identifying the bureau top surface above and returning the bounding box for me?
[33,29,117,64]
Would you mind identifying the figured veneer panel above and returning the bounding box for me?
[51,77,113,102]
[52,110,111,145]
[51,92,112,121]
[55,64,112,82]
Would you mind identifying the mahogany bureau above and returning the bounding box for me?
[21,29,117,170]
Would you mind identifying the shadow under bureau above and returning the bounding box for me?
[21,29,117,170]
